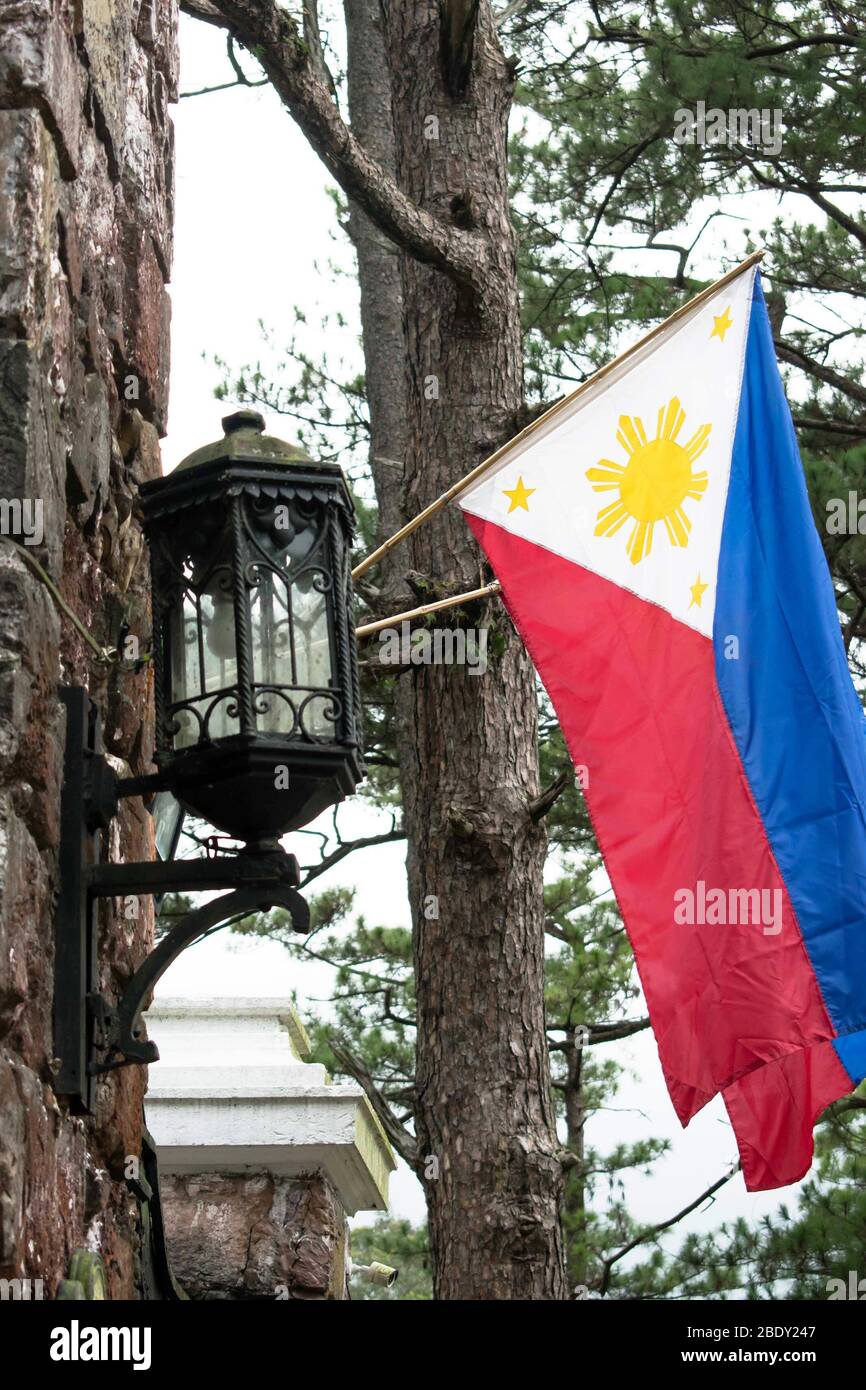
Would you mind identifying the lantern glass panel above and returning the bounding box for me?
[293,573,333,723]
[246,499,338,741]
[168,538,241,748]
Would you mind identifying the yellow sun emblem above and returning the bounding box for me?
[586,397,711,565]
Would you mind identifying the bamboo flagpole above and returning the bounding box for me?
[356,581,501,638]
[352,249,764,582]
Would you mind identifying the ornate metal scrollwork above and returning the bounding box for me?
[94,882,310,1073]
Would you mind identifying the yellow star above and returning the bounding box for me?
[503,476,535,514]
[710,306,734,343]
[689,573,709,609]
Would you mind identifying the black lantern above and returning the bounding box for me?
[140,410,365,845]
[53,412,365,1106]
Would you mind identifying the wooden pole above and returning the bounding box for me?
[352,249,764,581]
[356,581,501,638]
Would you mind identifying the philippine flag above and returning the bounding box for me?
[457,264,866,1190]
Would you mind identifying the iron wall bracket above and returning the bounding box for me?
[54,687,310,1111]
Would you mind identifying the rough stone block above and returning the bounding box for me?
[0,0,82,178]
[78,0,131,181]
[0,778,56,1044]
[0,337,69,576]
[0,542,61,783]
[135,0,179,102]
[161,1172,348,1300]
[122,39,174,274]
[0,110,58,339]
[120,227,171,432]
[130,416,165,485]
[67,126,124,371]
[0,1055,26,1270]
[67,371,111,513]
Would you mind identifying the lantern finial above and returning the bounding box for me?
[222,408,266,436]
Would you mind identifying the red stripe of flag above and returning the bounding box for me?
[466,515,834,1125]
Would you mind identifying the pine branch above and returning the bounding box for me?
[596,1163,741,1295]
[329,1036,420,1169]
[495,0,533,27]
[776,337,866,406]
[180,0,487,289]
[181,31,270,96]
[821,1094,866,1120]
[548,1017,651,1048]
[528,770,570,821]
[586,1016,651,1044]
[793,415,866,438]
[300,826,406,888]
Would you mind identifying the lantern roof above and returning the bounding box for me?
[140,408,355,526]
[174,409,318,474]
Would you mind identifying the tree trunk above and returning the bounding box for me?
[343,0,408,557]
[380,0,566,1299]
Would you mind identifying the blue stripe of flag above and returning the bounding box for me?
[714,274,866,1040]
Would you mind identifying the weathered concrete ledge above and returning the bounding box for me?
[145,997,395,1216]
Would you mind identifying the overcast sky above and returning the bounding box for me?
[152,14,814,1256]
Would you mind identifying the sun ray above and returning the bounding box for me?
[662,508,692,547]
[594,499,631,535]
[667,506,691,547]
[587,459,626,474]
[586,460,627,490]
[586,396,712,565]
[616,415,648,456]
[656,397,685,443]
[684,423,712,464]
[626,519,654,564]
[600,507,631,537]
[595,498,627,521]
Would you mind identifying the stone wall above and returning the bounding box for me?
[161,1172,350,1301]
[0,0,176,1297]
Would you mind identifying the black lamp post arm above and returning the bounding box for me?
[87,846,304,898]
[95,883,310,1073]
[55,686,312,1108]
